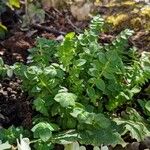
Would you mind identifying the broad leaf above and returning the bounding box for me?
[114,108,150,142]
[95,78,105,92]
[32,122,59,142]
[54,92,77,108]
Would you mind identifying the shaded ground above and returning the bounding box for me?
[0,77,32,128]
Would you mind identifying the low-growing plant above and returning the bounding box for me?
[0,15,150,149]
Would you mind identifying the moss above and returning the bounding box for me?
[100,1,150,32]
[107,14,129,27]
[141,6,150,18]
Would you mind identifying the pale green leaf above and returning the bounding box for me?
[54,92,77,108]
[0,141,11,150]
[114,108,150,142]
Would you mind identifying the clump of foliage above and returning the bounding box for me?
[0,15,150,149]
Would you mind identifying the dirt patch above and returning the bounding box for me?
[0,32,34,65]
[0,77,32,128]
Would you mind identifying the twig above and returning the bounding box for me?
[66,16,82,33]
[31,24,66,35]
[53,8,82,33]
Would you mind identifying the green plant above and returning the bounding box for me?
[0,15,150,149]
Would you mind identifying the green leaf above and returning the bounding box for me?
[94,113,111,128]
[95,79,105,92]
[0,23,7,39]
[66,117,77,129]
[40,128,52,142]
[0,126,28,144]
[70,107,84,118]
[0,57,4,66]
[44,66,57,77]
[34,142,53,150]
[78,112,94,124]
[0,23,7,31]
[75,59,86,67]
[114,108,150,142]
[79,128,125,146]
[103,71,115,79]
[33,98,49,116]
[8,0,20,8]
[53,130,78,144]
[54,92,77,108]
[98,52,107,64]
[145,101,150,113]
[7,68,13,78]
[65,32,75,39]
[86,87,95,99]
[58,32,75,68]
[106,50,118,61]
[32,122,59,142]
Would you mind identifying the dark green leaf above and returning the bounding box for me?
[95,79,105,92]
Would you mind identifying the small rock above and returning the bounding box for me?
[56,35,64,41]
[70,2,93,21]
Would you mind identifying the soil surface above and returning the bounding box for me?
[0,77,32,128]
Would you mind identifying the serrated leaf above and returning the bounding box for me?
[54,92,77,108]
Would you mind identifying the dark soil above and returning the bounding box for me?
[0,77,32,128]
